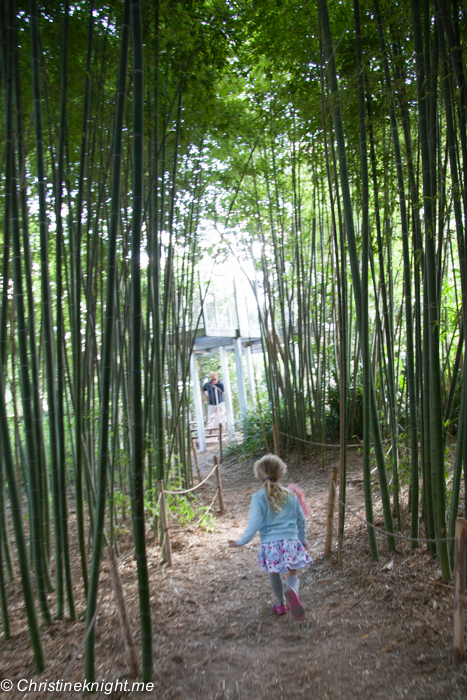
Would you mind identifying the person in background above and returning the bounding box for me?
[203,371,227,428]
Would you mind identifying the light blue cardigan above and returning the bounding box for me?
[236,487,307,546]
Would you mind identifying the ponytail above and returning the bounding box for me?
[254,454,289,512]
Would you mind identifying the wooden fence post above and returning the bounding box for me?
[324,467,338,557]
[219,422,223,463]
[214,455,225,514]
[453,519,467,663]
[192,437,201,482]
[105,546,140,678]
[157,479,172,567]
[272,423,280,456]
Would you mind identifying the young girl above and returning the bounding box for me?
[228,454,311,620]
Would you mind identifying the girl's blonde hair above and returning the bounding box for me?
[254,454,289,512]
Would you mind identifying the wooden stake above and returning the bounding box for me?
[192,437,201,482]
[324,467,338,557]
[219,423,223,463]
[453,519,467,663]
[157,479,172,566]
[214,455,225,514]
[272,422,280,456]
[105,546,139,678]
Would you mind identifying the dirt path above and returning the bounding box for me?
[1,445,467,699]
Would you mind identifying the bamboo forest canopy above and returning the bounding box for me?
[0,0,467,682]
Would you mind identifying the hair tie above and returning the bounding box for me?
[265,477,271,481]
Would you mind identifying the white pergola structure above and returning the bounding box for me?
[190,279,262,452]
[190,332,262,452]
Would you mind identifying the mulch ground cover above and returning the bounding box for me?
[1,443,467,699]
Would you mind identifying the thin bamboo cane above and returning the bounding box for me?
[55,0,75,620]
[9,0,52,623]
[84,0,131,681]
[29,0,69,613]
[319,0,395,551]
[71,0,95,600]
[106,546,139,677]
[0,513,8,638]
[0,352,44,670]
[411,0,450,579]
[13,10,49,586]
[453,519,466,663]
[130,0,153,682]
[355,0,379,560]
[436,6,467,544]
[374,0,418,534]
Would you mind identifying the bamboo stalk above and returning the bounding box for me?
[374,0,418,534]
[129,0,152,682]
[319,0,394,552]
[105,546,139,677]
[55,0,75,620]
[85,0,131,681]
[0,355,44,670]
[10,0,53,624]
[70,0,95,602]
[354,0,379,561]
[411,0,450,579]
[453,519,466,663]
[272,422,280,456]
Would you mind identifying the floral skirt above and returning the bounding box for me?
[257,539,312,573]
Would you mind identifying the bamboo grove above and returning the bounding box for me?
[0,0,466,681]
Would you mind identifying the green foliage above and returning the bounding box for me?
[2,0,467,665]
[327,382,364,441]
[146,481,217,534]
[113,490,130,525]
[226,404,273,458]
[444,374,463,435]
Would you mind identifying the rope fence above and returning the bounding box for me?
[320,467,467,664]
[278,429,351,449]
[333,482,456,545]
[48,434,467,686]
[276,425,453,546]
[277,427,391,449]
[275,426,467,661]
[155,455,225,566]
[47,453,225,694]
[164,463,218,494]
